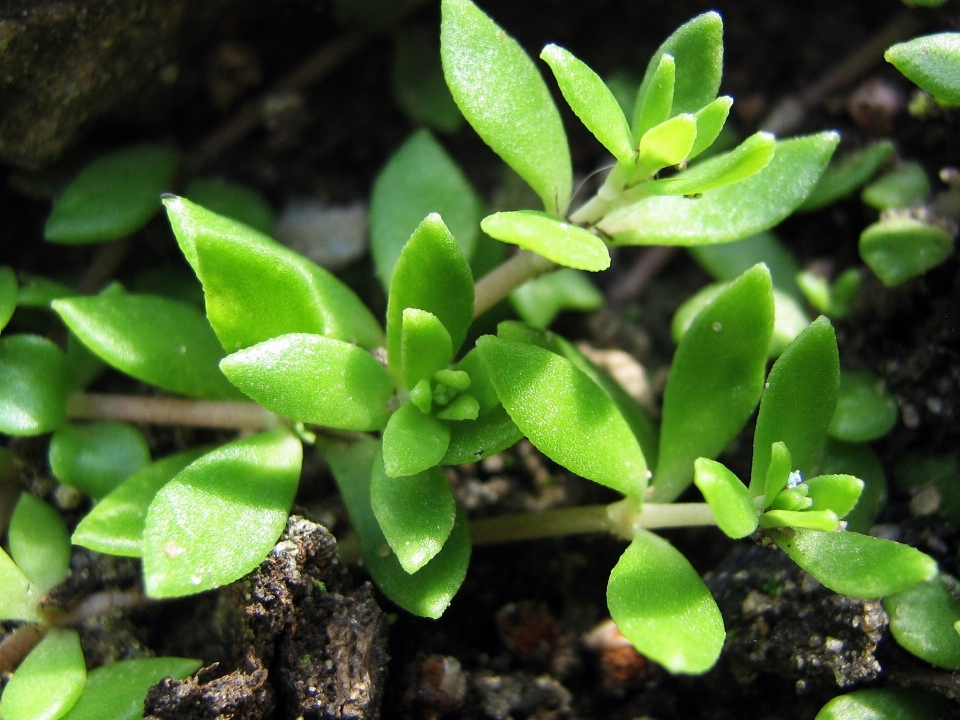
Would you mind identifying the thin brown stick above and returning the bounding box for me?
[0,624,42,673]
[608,246,678,307]
[67,393,280,430]
[74,238,133,295]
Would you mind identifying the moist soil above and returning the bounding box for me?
[2,0,960,718]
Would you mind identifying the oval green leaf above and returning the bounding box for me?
[0,547,42,622]
[442,405,523,464]
[220,333,393,431]
[1,629,85,720]
[392,30,464,134]
[689,96,732,159]
[817,440,887,534]
[608,530,725,674]
[689,231,802,300]
[184,177,275,235]
[886,33,960,106]
[382,402,451,478]
[884,574,960,670]
[510,268,604,330]
[859,217,954,287]
[798,140,895,212]
[634,114,698,177]
[143,429,301,598]
[401,308,453,391]
[8,494,70,594]
[774,528,937,598]
[481,211,610,272]
[45,146,180,244]
[816,688,951,720]
[52,293,241,400]
[0,334,72,436]
[828,370,898,443]
[0,265,17,332]
[49,421,151,499]
[631,54,675,142]
[441,0,571,216]
[693,458,758,539]
[861,162,930,210]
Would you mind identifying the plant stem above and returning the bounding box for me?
[67,393,280,430]
[473,250,556,319]
[0,624,42,673]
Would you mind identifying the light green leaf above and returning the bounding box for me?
[689,96,733,159]
[828,370,898,443]
[8,494,70,594]
[859,217,954,287]
[608,530,725,674]
[72,449,207,558]
[184,178,275,235]
[0,547,42,622]
[886,32,960,106]
[59,657,202,720]
[0,334,72,436]
[371,455,456,573]
[760,508,839,532]
[816,688,951,720]
[370,131,481,287]
[0,265,17,332]
[750,316,840,494]
[392,30,464,133]
[441,0,571,216]
[322,437,470,618]
[693,458,758,539]
[164,196,383,352]
[861,162,930,210]
[49,421,151,499]
[817,440,886,534]
[387,213,474,383]
[884,574,960,670]
[1,629,85,720]
[220,333,393,431]
[540,44,634,165]
[442,405,523,464]
[651,265,773,503]
[763,441,793,510]
[52,294,241,400]
[599,132,840,246]
[634,114,698,177]
[774,528,937,598]
[798,140,895,212]
[143,429,302,598]
[476,335,646,498]
[510,269,604,330]
[401,309,453,391]
[45,146,180,244]
[631,54,675,141]
[382,402,451,478]
[481,211,609,272]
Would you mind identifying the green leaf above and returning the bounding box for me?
[798,140,895,212]
[476,335,646,498]
[143,429,302,598]
[634,114,698,177]
[401,309,453,391]
[0,334,72,436]
[184,178,275,235]
[322,437,470,618]
[540,44,634,165]
[49,421,151,499]
[886,32,960,106]
[689,96,733,159]
[441,0,571,216]
[774,528,937,598]
[859,217,954,287]
[0,547,42,622]
[16,275,77,309]
[387,214,474,382]
[510,269,603,330]
[763,441,793,510]
[861,162,930,210]
[0,265,17,332]
[442,405,523,464]
[599,132,840,246]
[631,54,675,141]
[59,657,202,720]
[52,294,241,400]
[164,196,383,352]
[370,455,456,573]
[392,30,464,133]
[884,574,960,670]
[634,12,723,125]
[640,132,775,197]
[760,508,839,532]
[828,370,898,443]
[72,449,206,558]
[8,494,70,594]
[689,231,802,300]
[607,530,725,674]
[651,265,773,502]
[693,458,758,539]
[45,146,180,244]
[817,440,887,534]
[220,333,393,431]
[370,131,481,287]
[816,688,951,720]
[750,316,840,495]
[480,211,610,272]
[382,402,451,478]
[1,629,85,720]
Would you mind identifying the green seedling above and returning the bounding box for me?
[816,687,952,720]
[886,32,960,107]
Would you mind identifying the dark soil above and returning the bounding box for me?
[3,0,960,718]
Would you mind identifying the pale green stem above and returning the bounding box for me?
[67,392,281,431]
[472,250,556,319]
[569,163,630,225]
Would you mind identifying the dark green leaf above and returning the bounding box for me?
[798,140,895,212]
[371,455,456,573]
[143,429,302,598]
[884,574,960,670]
[220,333,393,431]
[861,162,930,210]
[49,421,151,499]
[441,0,571,215]
[510,269,604,330]
[322,437,470,618]
[442,405,523,464]
[1,629,85,720]
[370,131,481,287]
[631,54,675,141]
[45,146,180,244]
[774,528,937,598]
[828,370,898,442]
[53,293,242,400]
[816,688,951,720]
[693,458,758,539]
[165,196,383,352]
[608,530,725,674]
[0,265,16,331]
[689,231,802,300]
[481,211,610,272]
[886,33,960,106]
[0,334,72,436]
[817,440,887,534]
[859,217,954,287]
[651,265,773,502]
[382,402,451,477]
[392,30,464,133]
[8,494,70,594]
[184,178,275,235]
[15,274,76,309]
